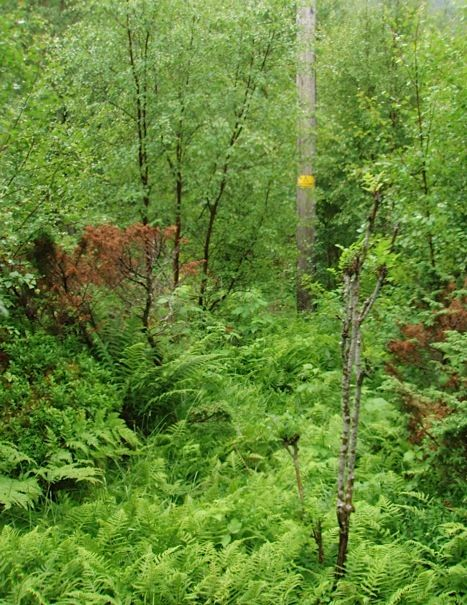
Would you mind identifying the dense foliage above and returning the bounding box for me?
[0,0,465,603]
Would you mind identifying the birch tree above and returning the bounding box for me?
[335,181,398,579]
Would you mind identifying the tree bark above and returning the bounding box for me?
[296,2,317,311]
[334,193,397,581]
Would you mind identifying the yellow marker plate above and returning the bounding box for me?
[298,174,315,189]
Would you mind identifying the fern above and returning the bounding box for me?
[0,441,42,509]
[91,314,144,378]
[0,313,465,604]
[38,463,102,485]
[0,475,42,509]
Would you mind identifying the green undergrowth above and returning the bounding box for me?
[0,301,465,603]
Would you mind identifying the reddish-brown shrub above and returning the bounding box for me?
[387,283,466,444]
[389,284,466,372]
[36,223,198,328]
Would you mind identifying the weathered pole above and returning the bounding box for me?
[296,1,317,311]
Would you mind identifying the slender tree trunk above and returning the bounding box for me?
[284,435,305,506]
[199,200,219,307]
[126,7,151,224]
[334,192,397,581]
[173,145,183,287]
[296,1,317,311]
[197,35,274,307]
[335,271,360,578]
[413,20,436,270]
[283,434,325,565]
[172,22,195,286]
[313,519,325,564]
[165,123,185,288]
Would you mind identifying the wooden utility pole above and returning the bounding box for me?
[296,1,317,311]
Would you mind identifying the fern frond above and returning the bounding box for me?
[0,475,42,509]
[38,463,102,485]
